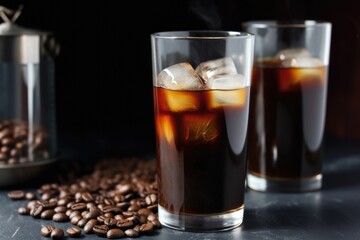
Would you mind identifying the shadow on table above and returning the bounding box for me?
[242,190,359,240]
[322,138,360,190]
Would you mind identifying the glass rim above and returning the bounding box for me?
[151,30,254,40]
[242,20,331,28]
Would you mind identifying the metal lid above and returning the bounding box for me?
[0,5,53,63]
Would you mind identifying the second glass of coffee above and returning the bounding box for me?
[151,31,254,231]
[243,21,332,192]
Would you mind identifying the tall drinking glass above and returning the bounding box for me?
[151,31,254,231]
[243,21,332,192]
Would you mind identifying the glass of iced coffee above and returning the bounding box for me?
[243,21,332,192]
[151,31,254,231]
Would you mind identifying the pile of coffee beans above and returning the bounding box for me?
[8,157,160,239]
[0,119,49,165]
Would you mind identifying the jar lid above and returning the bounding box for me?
[0,5,53,63]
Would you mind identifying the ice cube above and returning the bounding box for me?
[163,90,200,112]
[275,48,323,68]
[275,48,312,60]
[206,74,246,90]
[280,57,324,68]
[209,88,248,108]
[157,62,205,90]
[183,114,219,142]
[275,48,325,91]
[195,57,238,83]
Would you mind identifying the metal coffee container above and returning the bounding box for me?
[0,6,59,186]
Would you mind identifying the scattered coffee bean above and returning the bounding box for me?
[9,158,161,239]
[70,215,82,225]
[53,212,69,222]
[40,225,56,237]
[18,207,30,215]
[84,219,98,234]
[140,221,154,233]
[66,227,81,237]
[116,219,134,229]
[107,228,125,239]
[151,218,162,228]
[25,192,36,200]
[125,228,139,238]
[8,190,25,200]
[50,228,64,240]
[93,224,109,236]
[30,204,44,218]
[77,218,88,228]
[41,209,56,220]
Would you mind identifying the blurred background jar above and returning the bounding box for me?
[0,5,59,185]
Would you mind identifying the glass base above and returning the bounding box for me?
[247,172,322,192]
[158,205,244,232]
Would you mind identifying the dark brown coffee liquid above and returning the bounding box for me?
[153,87,249,215]
[248,60,327,179]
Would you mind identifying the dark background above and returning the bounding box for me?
[1,0,360,161]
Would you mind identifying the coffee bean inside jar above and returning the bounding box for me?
[0,120,49,165]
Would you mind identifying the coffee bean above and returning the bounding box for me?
[145,194,157,205]
[140,221,154,233]
[107,228,125,239]
[147,204,158,212]
[71,215,82,225]
[114,214,125,220]
[8,190,25,200]
[54,206,67,213]
[39,200,57,209]
[30,204,44,218]
[133,225,140,232]
[53,212,69,222]
[18,207,30,215]
[50,228,64,240]
[81,210,88,218]
[151,219,162,228]
[86,202,97,209]
[125,228,139,238]
[0,153,7,161]
[77,218,88,228]
[104,217,117,227]
[84,219,98,234]
[85,207,101,219]
[139,215,148,224]
[81,192,93,202]
[57,198,70,206]
[128,203,140,212]
[93,224,109,236]
[71,202,86,211]
[25,192,36,200]
[138,208,152,216]
[41,209,56,219]
[116,219,134,229]
[40,225,56,237]
[116,202,130,210]
[97,214,106,223]
[70,211,81,219]
[66,227,81,237]
[104,212,114,218]
[27,200,38,209]
[101,205,122,214]
[7,158,17,165]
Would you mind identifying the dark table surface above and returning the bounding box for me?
[0,137,360,240]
